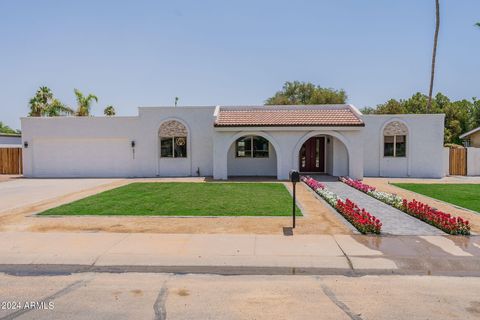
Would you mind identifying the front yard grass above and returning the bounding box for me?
[39,182,299,216]
[392,183,480,213]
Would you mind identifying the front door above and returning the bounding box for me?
[299,137,325,172]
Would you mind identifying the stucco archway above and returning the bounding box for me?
[223,131,282,179]
[292,131,354,178]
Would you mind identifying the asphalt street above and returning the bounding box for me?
[1,272,479,320]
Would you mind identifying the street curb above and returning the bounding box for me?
[2,264,480,277]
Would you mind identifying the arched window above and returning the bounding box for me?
[383,121,408,157]
[235,136,269,158]
[159,120,188,158]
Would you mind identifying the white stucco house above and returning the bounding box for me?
[20,105,445,180]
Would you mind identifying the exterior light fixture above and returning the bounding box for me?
[23,141,28,148]
[131,141,136,148]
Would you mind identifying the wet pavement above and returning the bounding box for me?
[0,232,479,277]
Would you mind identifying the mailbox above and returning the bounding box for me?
[289,170,300,183]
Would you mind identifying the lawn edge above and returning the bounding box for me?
[389,182,480,216]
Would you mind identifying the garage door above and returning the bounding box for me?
[33,138,133,177]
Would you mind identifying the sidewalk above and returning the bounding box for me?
[1,232,479,276]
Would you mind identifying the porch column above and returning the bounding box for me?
[347,132,364,180]
[213,133,228,180]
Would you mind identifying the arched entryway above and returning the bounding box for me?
[227,134,278,178]
[295,133,350,177]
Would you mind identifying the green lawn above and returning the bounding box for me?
[40,182,299,216]
[392,183,480,213]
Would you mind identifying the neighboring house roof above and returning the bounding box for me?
[459,126,480,139]
[214,105,364,127]
[0,133,21,137]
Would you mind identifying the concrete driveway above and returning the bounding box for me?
[0,178,123,215]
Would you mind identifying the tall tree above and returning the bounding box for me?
[104,105,116,116]
[74,89,98,116]
[362,92,479,144]
[28,86,73,117]
[427,0,440,112]
[265,81,347,105]
[476,22,480,28]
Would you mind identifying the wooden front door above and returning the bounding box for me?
[299,137,325,172]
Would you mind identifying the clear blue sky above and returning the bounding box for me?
[1,0,479,130]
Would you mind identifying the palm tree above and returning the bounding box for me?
[476,22,480,28]
[74,89,98,116]
[28,86,73,116]
[427,0,440,112]
[46,99,74,116]
[104,105,116,116]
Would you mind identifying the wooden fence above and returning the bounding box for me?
[0,148,23,174]
[449,147,467,176]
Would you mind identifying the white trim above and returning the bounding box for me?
[215,126,363,132]
[347,104,363,117]
[459,126,480,139]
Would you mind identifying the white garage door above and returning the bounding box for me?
[33,138,133,177]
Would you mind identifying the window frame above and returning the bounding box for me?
[235,136,270,158]
[160,136,188,158]
[384,134,407,158]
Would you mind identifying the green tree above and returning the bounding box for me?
[0,122,19,134]
[74,89,98,116]
[28,86,73,117]
[265,81,347,105]
[427,0,440,112]
[362,92,479,144]
[104,105,116,116]
[476,22,480,28]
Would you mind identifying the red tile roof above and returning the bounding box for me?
[214,106,364,127]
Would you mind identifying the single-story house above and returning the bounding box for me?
[0,133,22,146]
[21,105,445,179]
[460,126,480,147]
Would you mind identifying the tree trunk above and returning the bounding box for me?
[427,0,440,113]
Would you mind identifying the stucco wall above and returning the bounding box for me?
[227,142,277,176]
[21,107,445,179]
[213,128,363,180]
[362,114,445,178]
[331,137,349,177]
[467,147,480,176]
[21,107,216,177]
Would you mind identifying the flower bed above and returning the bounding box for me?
[340,177,403,209]
[302,176,381,234]
[339,177,471,235]
[402,199,470,235]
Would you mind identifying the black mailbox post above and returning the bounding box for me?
[289,170,300,228]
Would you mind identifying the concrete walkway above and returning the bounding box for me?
[0,232,479,276]
[321,180,445,235]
